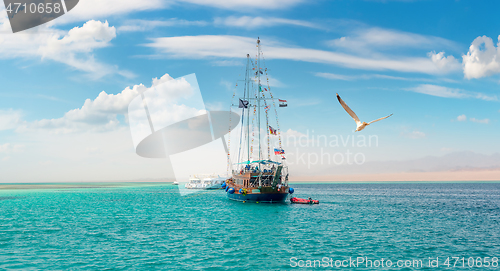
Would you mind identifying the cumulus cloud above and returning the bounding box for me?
[0,18,132,78]
[463,35,500,79]
[405,84,497,101]
[428,51,461,73]
[40,20,134,78]
[0,73,209,181]
[457,114,467,122]
[147,35,457,74]
[18,73,188,133]
[214,16,319,29]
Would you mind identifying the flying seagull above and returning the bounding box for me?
[336,93,393,132]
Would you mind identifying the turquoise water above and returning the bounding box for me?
[1,183,500,270]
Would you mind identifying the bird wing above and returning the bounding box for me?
[336,93,361,124]
[368,114,393,125]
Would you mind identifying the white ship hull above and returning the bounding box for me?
[184,175,227,190]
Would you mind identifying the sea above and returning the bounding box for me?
[1,182,500,270]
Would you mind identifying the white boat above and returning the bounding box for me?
[184,175,227,189]
[172,181,179,185]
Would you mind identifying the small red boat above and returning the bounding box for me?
[290,197,319,204]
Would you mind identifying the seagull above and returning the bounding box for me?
[336,93,393,132]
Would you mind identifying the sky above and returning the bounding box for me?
[0,0,499,182]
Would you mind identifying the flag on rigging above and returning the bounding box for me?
[269,126,277,135]
[279,99,287,107]
[274,148,285,155]
[239,99,249,109]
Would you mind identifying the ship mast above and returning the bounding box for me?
[257,38,262,162]
[245,54,251,163]
[238,38,273,165]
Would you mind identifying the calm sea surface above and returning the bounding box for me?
[1,183,500,270]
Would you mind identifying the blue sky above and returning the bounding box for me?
[0,0,499,181]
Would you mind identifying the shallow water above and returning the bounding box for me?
[1,183,499,270]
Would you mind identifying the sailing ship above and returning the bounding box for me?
[224,38,293,203]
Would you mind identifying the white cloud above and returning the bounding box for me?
[0,109,22,131]
[315,72,354,81]
[40,20,134,78]
[118,19,208,32]
[315,72,437,82]
[328,28,460,74]
[405,84,497,101]
[214,16,319,29]
[16,73,207,135]
[55,0,304,25]
[457,114,467,122]
[146,35,458,74]
[455,115,490,124]
[428,51,461,73]
[0,18,132,78]
[54,0,167,24]
[328,27,458,53]
[179,0,304,9]
[0,74,212,182]
[17,73,181,133]
[463,35,500,79]
[212,60,243,66]
[470,118,490,124]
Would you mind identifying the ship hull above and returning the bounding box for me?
[226,192,288,203]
